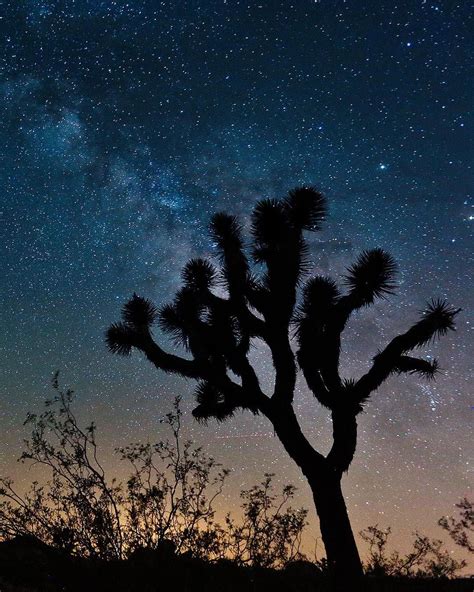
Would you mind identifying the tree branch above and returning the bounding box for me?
[295,276,342,406]
[264,403,326,479]
[352,300,459,405]
[269,331,297,403]
[326,409,358,475]
[393,355,439,378]
[140,333,206,379]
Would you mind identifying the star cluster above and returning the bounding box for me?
[0,0,472,562]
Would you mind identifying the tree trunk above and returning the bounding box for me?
[309,473,363,589]
[268,405,363,588]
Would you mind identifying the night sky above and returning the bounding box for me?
[0,0,472,564]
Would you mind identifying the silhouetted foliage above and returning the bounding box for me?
[439,499,474,554]
[0,527,470,592]
[0,373,124,560]
[360,525,466,578]
[107,186,459,584]
[224,475,307,568]
[0,382,306,568]
[0,387,471,591]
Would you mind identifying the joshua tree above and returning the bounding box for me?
[106,187,458,584]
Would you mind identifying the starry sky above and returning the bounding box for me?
[0,0,472,565]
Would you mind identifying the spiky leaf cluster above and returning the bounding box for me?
[394,356,439,379]
[105,323,136,356]
[158,288,206,351]
[182,258,218,292]
[417,299,459,342]
[249,188,328,323]
[210,213,244,254]
[284,186,327,231]
[344,248,397,306]
[210,212,249,299]
[251,199,288,260]
[122,293,158,327]
[192,381,236,423]
[394,299,459,353]
[295,276,340,338]
[106,294,157,356]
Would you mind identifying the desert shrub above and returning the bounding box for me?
[0,377,306,568]
[224,474,308,568]
[360,524,466,578]
[439,498,474,554]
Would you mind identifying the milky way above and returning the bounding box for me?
[0,1,472,563]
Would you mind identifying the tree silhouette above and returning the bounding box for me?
[106,187,458,586]
[439,498,474,554]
